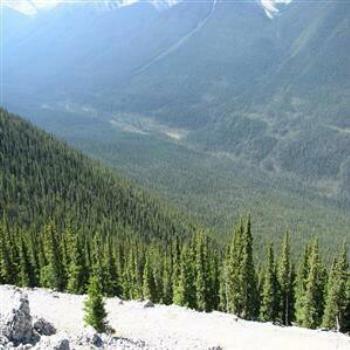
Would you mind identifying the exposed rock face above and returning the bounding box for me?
[33,318,56,336]
[2,293,34,346]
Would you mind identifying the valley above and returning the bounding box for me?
[2,0,350,252]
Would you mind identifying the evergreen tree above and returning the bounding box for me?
[219,247,230,312]
[277,232,293,325]
[173,244,196,308]
[208,252,220,311]
[260,244,279,322]
[171,236,181,299]
[162,254,173,305]
[322,245,348,330]
[19,235,36,288]
[67,233,88,294]
[143,254,157,302]
[342,278,350,333]
[84,275,108,332]
[227,221,244,315]
[294,243,311,325]
[239,216,258,319]
[103,238,120,297]
[195,232,210,311]
[0,224,16,284]
[45,223,66,291]
[301,241,325,329]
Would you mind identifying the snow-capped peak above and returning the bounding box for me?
[2,0,182,16]
[2,0,60,16]
[260,0,293,19]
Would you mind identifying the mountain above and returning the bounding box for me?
[1,0,350,245]
[0,108,192,241]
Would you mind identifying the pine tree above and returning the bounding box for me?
[322,245,348,330]
[219,247,230,312]
[0,224,16,284]
[301,241,325,329]
[295,243,311,325]
[342,278,350,333]
[19,235,36,288]
[162,254,173,305]
[67,233,88,294]
[45,223,66,291]
[195,232,210,311]
[103,238,120,297]
[239,216,258,319]
[277,232,293,325]
[84,275,108,333]
[260,244,279,322]
[208,251,220,311]
[91,235,108,295]
[173,244,196,308]
[227,220,244,315]
[171,236,181,299]
[143,253,157,301]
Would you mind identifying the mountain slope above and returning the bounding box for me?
[1,285,350,350]
[0,108,192,241]
[2,0,350,246]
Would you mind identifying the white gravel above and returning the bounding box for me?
[0,285,349,350]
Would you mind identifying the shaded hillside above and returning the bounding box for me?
[0,108,192,241]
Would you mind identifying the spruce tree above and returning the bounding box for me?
[173,244,196,308]
[301,241,325,329]
[67,233,88,294]
[208,251,220,311]
[45,223,66,291]
[143,254,157,301]
[227,221,244,315]
[322,245,348,330]
[19,235,36,288]
[260,244,279,322]
[84,275,108,333]
[0,224,16,284]
[277,232,293,325]
[239,216,258,319]
[195,232,210,311]
[295,243,311,325]
[103,239,120,297]
[162,254,173,305]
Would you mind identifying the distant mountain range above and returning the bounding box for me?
[2,0,350,241]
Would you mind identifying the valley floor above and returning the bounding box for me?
[0,285,349,350]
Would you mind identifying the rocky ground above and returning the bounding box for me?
[0,285,349,349]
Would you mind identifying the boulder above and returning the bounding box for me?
[143,300,154,308]
[80,326,103,347]
[33,318,56,336]
[3,293,34,345]
[52,338,70,350]
[0,336,9,346]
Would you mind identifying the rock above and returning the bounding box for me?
[208,347,223,350]
[80,326,103,347]
[33,318,56,336]
[143,300,154,308]
[0,336,9,346]
[3,293,35,345]
[16,344,33,350]
[52,338,70,350]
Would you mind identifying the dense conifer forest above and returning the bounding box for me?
[1,108,350,334]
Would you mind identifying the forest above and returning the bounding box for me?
[0,108,349,334]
